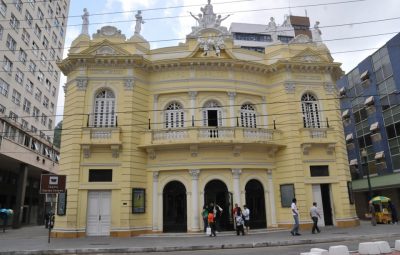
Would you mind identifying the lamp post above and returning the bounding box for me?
[361,148,376,226]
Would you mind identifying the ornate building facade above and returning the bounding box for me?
[54,2,357,237]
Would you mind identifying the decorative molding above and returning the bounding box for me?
[152,171,159,181]
[231,168,242,178]
[189,169,201,180]
[324,83,335,95]
[188,91,198,100]
[82,145,90,158]
[301,144,312,155]
[284,83,295,94]
[233,145,242,157]
[261,96,266,102]
[267,147,278,157]
[289,34,312,44]
[190,144,198,157]
[93,26,126,40]
[147,148,156,160]
[110,145,120,158]
[124,79,135,90]
[267,169,273,176]
[153,94,159,101]
[76,78,88,91]
[227,91,236,100]
[326,143,335,155]
[96,46,116,55]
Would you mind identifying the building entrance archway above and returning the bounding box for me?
[204,180,233,231]
[245,179,267,229]
[163,181,187,232]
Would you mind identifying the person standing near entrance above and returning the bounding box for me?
[242,204,250,234]
[202,205,209,232]
[232,203,239,230]
[235,208,245,236]
[290,198,301,236]
[309,202,321,234]
[208,210,216,237]
[211,203,223,232]
[388,200,398,224]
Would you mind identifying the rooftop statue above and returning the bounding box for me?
[191,0,230,28]
[81,8,89,35]
[135,10,145,35]
[312,21,322,44]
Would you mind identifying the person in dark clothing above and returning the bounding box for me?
[202,205,209,232]
[388,201,398,224]
[235,208,245,236]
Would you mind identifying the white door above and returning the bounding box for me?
[87,191,111,236]
[312,184,325,226]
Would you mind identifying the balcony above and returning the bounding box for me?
[81,127,122,158]
[299,127,336,155]
[140,126,282,149]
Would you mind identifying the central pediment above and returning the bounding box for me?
[79,40,132,56]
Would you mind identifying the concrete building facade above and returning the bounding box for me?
[0,0,70,227]
[55,2,357,237]
[337,33,400,219]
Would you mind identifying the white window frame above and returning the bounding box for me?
[240,104,257,128]
[202,100,223,127]
[93,89,116,127]
[164,102,185,128]
[301,93,321,128]
[0,78,10,96]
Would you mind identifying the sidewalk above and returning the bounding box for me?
[1,221,399,254]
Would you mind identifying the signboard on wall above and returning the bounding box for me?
[132,188,145,213]
[40,174,66,194]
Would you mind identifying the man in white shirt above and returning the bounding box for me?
[242,205,250,233]
[290,198,301,236]
[310,202,321,234]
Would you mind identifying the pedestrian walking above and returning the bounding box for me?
[290,198,301,236]
[202,205,209,232]
[232,203,239,230]
[208,211,216,237]
[242,204,250,234]
[310,202,321,234]
[388,200,398,224]
[213,203,223,232]
[235,208,245,236]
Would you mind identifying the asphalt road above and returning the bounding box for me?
[126,237,399,255]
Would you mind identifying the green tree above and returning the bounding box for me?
[53,121,62,148]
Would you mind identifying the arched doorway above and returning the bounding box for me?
[204,180,233,231]
[245,179,267,229]
[163,181,187,232]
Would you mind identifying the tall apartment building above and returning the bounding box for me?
[0,0,70,227]
[230,15,314,53]
[337,33,400,219]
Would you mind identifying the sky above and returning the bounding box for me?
[55,0,400,123]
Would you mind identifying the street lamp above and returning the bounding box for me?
[361,148,373,200]
[361,148,376,226]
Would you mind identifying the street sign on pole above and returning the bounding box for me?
[40,174,66,194]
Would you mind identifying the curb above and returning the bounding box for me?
[2,233,400,254]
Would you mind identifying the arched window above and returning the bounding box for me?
[165,102,184,128]
[240,104,257,128]
[93,89,116,127]
[202,100,222,127]
[301,93,321,128]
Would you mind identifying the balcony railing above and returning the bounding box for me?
[300,127,335,144]
[140,127,279,147]
[82,127,121,145]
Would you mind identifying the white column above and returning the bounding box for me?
[152,171,159,230]
[261,96,268,128]
[267,170,277,226]
[153,94,159,129]
[231,168,242,205]
[188,91,197,126]
[189,169,200,231]
[228,92,236,127]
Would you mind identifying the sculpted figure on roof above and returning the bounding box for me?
[190,0,230,28]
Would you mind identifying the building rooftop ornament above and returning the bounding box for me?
[189,0,231,31]
[92,26,126,40]
[134,10,145,35]
[81,8,89,36]
[312,21,323,44]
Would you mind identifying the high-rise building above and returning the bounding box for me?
[230,15,314,53]
[337,33,400,219]
[0,0,70,227]
[53,2,357,238]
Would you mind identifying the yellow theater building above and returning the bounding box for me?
[54,2,358,237]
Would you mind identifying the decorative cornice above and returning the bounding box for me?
[189,169,200,180]
[227,92,236,100]
[284,82,295,94]
[152,171,159,181]
[188,91,198,100]
[231,168,242,178]
[76,78,88,91]
[124,79,135,90]
[324,83,336,95]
